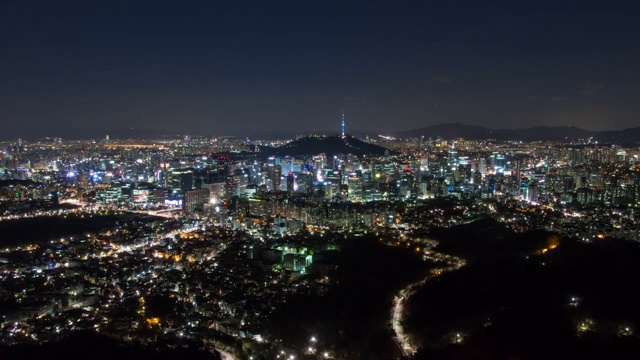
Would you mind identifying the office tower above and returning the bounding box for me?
[348,172,363,201]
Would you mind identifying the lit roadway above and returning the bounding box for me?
[61,199,182,219]
[391,254,465,358]
[392,290,415,357]
[217,348,235,360]
[123,208,181,219]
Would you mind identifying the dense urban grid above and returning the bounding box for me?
[1,126,640,359]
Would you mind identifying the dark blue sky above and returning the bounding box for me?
[1,0,639,138]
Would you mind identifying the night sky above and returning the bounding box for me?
[1,1,639,139]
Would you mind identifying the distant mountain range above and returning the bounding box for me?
[8,123,640,145]
[394,123,640,144]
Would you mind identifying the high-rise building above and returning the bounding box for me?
[295,173,313,194]
[215,156,231,182]
[169,168,194,192]
[348,172,363,201]
[286,172,295,195]
[183,188,210,213]
[325,170,342,187]
[448,145,459,170]
[265,163,282,191]
[527,181,539,203]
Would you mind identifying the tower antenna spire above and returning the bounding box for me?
[341,110,346,139]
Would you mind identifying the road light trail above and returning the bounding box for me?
[391,251,465,357]
[217,348,235,360]
[392,291,414,356]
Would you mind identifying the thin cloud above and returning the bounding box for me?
[551,96,569,102]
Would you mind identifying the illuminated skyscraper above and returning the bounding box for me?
[348,172,363,201]
[169,168,194,192]
[448,144,459,170]
[341,111,346,138]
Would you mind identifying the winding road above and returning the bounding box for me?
[392,290,415,356]
[391,256,465,357]
[217,348,235,360]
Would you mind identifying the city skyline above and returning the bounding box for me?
[4,120,640,143]
[2,127,640,359]
[2,1,640,139]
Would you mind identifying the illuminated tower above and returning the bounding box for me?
[341,111,346,138]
